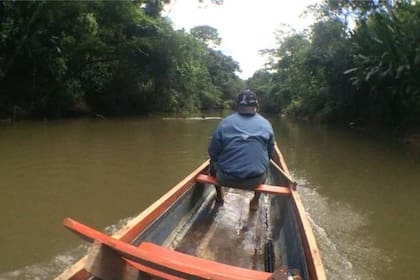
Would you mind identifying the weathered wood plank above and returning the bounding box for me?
[85,242,126,280]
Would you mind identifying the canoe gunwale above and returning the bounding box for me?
[272,146,326,280]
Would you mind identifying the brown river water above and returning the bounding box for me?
[0,116,419,279]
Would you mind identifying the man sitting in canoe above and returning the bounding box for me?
[208,90,279,210]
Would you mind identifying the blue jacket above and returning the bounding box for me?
[208,112,275,179]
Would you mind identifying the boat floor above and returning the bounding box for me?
[173,188,271,271]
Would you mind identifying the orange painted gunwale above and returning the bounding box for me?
[273,145,326,280]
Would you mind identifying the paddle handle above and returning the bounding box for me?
[270,159,297,190]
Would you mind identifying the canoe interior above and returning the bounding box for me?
[126,163,310,279]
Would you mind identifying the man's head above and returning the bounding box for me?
[236,90,258,115]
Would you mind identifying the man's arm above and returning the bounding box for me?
[267,129,281,165]
[271,142,281,165]
[208,126,223,161]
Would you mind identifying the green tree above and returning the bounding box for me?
[0,1,242,118]
[251,0,420,126]
[346,2,420,124]
[190,25,222,47]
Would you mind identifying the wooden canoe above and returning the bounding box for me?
[55,145,326,280]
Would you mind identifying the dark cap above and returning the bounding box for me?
[237,90,258,107]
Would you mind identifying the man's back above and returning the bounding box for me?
[208,112,274,179]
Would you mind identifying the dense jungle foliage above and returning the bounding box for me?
[0,0,242,118]
[248,0,420,126]
[1,0,419,127]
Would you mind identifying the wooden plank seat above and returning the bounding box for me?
[195,174,291,196]
[63,218,272,280]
